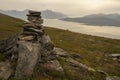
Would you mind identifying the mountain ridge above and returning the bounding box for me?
[60,13,120,27]
[0,9,67,20]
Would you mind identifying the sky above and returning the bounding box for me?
[0,0,120,16]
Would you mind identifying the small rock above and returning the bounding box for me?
[40,60,64,72]
[19,35,35,41]
[72,53,82,59]
[53,47,69,58]
[88,67,96,72]
[67,58,95,72]
[106,76,120,80]
[97,69,108,76]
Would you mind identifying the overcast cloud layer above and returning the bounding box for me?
[0,0,120,16]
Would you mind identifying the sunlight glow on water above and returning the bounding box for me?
[43,19,120,39]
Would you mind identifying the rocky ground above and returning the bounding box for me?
[0,11,119,80]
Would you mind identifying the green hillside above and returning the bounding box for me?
[0,13,120,80]
[46,27,120,77]
[0,13,23,40]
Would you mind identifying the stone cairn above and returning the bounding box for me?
[14,10,56,79]
[19,10,44,41]
[0,10,62,80]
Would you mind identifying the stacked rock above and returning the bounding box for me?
[0,10,61,80]
[14,10,55,79]
[19,10,44,41]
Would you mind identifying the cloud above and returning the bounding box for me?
[0,0,120,16]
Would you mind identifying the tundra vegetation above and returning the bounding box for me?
[0,13,120,80]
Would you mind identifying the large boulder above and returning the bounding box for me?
[41,35,54,51]
[14,41,41,79]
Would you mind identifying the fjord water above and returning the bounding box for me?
[43,19,120,39]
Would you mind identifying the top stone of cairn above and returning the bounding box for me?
[26,10,43,24]
[27,10,41,17]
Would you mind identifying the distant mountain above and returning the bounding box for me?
[60,13,120,27]
[0,9,67,20]
[0,9,28,21]
[41,10,67,19]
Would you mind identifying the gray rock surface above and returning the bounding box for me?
[41,35,54,51]
[0,61,13,80]
[67,58,95,72]
[13,10,63,79]
[14,41,41,79]
[106,76,120,80]
[0,34,18,53]
[53,47,69,58]
[39,60,64,72]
